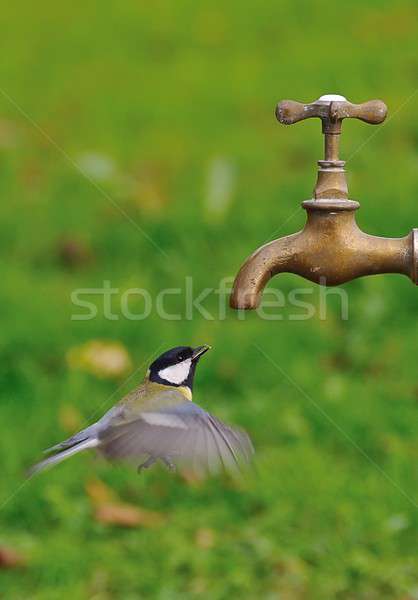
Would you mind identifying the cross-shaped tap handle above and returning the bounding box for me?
[276,94,387,135]
[276,94,387,173]
[276,95,387,198]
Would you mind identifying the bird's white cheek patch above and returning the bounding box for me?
[158,359,191,385]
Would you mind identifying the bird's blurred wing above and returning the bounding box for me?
[98,402,254,476]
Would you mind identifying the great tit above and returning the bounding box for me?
[30,345,254,477]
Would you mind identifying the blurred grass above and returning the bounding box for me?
[0,0,417,598]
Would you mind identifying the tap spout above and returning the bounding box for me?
[230,231,305,310]
[230,200,417,310]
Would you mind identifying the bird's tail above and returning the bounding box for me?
[28,437,99,477]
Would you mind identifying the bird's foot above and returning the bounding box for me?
[137,456,157,473]
[161,457,176,472]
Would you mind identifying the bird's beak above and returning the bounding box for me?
[192,345,211,361]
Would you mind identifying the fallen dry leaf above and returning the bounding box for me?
[85,478,117,506]
[180,468,205,487]
[86,477,166,528]
[94,502,165,528]
[131,162,168,217]
[67,340,133,379]
[57,237,92,269]
[0,546,26,569]
[195,528,216,549]
[0,119,20,149]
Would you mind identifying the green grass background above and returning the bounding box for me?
[0,0,417,598]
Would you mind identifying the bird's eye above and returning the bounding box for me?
[177,354,185,362]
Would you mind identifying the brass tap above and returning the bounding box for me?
[230,94,417,310]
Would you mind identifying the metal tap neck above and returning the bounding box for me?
[314,155,348,200]
[314,96,348,200]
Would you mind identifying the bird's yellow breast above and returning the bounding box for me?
[147,381,192,401]
[178,385,192,401]
[142,379,193,408]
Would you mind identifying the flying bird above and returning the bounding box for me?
[30,345,254,477]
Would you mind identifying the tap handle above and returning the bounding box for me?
[276,94,387,133]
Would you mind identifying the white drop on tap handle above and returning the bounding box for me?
[317,94,347,103]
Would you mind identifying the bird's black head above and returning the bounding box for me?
[148,345,210,390]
